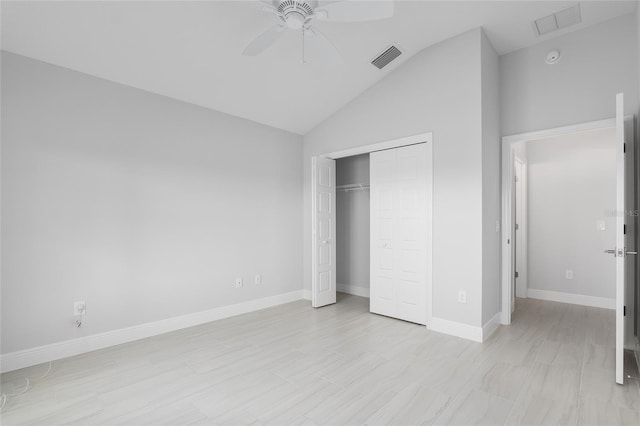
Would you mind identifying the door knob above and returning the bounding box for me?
[322,240,329,244]
[626,250,638,256]
[604,249,616,255]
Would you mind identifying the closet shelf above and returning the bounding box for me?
[336,183,370,192]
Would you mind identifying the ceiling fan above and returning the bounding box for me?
[243,0,395,63]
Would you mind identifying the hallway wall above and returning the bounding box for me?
[526,129,616,306]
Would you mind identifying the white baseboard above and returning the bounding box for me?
[482,312,502,341]
[303,289,312,300]
[428,317,483,343]
[337,283,370,298]
[527,288,615,310]
[0,290,304,373]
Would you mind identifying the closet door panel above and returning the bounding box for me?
[370,149,397,317]
[370,143,428,325]
[312,157,336,308]
[395,144,428,324]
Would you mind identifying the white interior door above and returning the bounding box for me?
[614,93,630,385]
[370,143,430,325]
[311,157,336,308]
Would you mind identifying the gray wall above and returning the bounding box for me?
[481,31,501,324]
[500,14,639,137]
[304,28,498,328]
[527,129,616,300]
[1,52,303,353]
[335,154,370,291]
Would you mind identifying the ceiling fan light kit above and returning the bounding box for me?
[243,0,395,64]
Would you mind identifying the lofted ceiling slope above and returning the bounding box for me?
[1,1,637,134]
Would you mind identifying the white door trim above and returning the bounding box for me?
[514,156,528,299]
[501,119,616,325]
[615,94,625,385]
[321,133,433,160]
[313,132,433,326]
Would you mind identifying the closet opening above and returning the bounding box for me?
[336,154,371,300]
[311,132,433,326]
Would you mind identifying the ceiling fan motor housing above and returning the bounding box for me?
[245,0,395,60]
[276,0,316,29]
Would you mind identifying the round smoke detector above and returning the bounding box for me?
[545,50,561,65]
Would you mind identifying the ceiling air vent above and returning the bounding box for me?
[371,45,402,69]
[532,5,582,37]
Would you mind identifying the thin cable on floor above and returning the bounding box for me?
[0,361,53,413]
[29,361,52,381]
[6,379,30,396]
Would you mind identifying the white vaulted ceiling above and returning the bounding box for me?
[1,1,637,134]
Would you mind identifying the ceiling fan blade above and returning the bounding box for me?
[243,25,287,56]
[315,0,394,23]
[258,0,279,14]
[304,26,342,64]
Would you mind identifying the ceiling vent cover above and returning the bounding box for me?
[532,5,582,37]
[371,45,402,69]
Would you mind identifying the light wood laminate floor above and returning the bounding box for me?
[1,294,639,425]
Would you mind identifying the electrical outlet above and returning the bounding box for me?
[255,274,262,285]
[565,270,574,280]
[457,290,467,304]
[235,277,243,288]
[74,301,86,316]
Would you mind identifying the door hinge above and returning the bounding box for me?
[624,306,626,316]
[515,271,519,278]
[624,225,626,234]
[516,224,520,231]
[624,143,626,153]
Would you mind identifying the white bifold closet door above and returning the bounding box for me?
[312,157,337,308]
[370,143,430,325]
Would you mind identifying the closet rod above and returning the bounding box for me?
[336,183,370,192]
